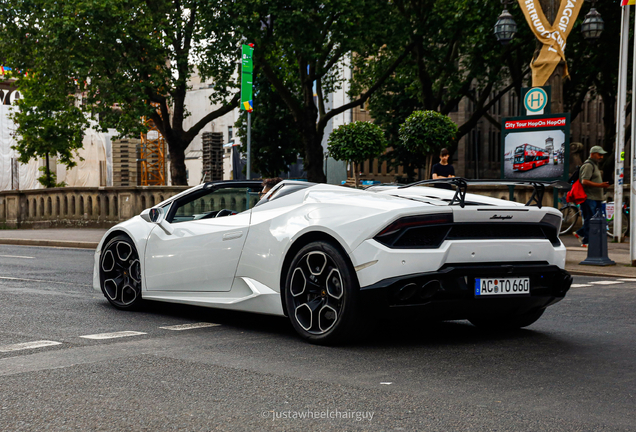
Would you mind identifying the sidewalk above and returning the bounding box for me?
[0,228,106,249]
[0,228,635,278]
[561,234,636,278]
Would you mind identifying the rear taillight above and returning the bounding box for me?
[375,213,453,248]
[540,213,562,234]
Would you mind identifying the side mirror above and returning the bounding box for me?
[141,207,164,223]
[140,207,173,235]
[149,207,163,223]
[140,208,152,222]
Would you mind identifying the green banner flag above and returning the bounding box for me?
[241,44,253,112]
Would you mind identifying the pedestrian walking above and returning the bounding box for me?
[574,146,610,247]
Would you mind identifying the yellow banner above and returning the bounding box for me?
[517,0,584,86]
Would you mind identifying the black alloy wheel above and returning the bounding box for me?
[99,235,143,309]
[284,241,361,344]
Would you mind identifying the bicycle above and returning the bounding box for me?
[558,197,629,238]
[558,197,580,235]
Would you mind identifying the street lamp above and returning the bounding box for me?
[494,0,517,45]
[581,0,604,42]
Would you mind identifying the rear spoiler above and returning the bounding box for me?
[398,178,570,209]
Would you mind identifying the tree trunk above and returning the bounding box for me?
[300,117,327,183]
[168,142,188,186]
[353,161,359,188]
[45,152,51,188]
[425,154,433,180]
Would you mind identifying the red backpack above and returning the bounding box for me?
[566,162,592,204]
[566,180,587,204]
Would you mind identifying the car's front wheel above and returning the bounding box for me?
[468,308,545,330]
[99,235,143,310]
[284,241,361,344]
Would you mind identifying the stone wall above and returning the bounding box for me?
[0,186,189,228]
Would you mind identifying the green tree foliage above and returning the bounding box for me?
[0,0,240,185]
[235,0,411,183]
[235,74,303,178]
[352,0,535,152]
[397,111,458,181]
[563,1,621,181]
[10,74,88,187]
[327,121,387,188]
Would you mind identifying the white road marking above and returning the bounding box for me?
[617,278,636,282]
[0,340,62,353]
[0,276,81,286]
[571,284,592,288]
[589,281,624,285]
[0,254,34,259]
[159,323,220,331]
[80,331,146,340]
[380,382,393,385]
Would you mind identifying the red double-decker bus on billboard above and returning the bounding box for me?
[513,144,550,171]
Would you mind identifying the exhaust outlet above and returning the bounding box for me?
[420,280,441,300]
[396,283,418,301]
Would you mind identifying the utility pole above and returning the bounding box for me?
[615,6,630,244]
[247,111,251,180]
[241,44,254,180]
[627,5,636,262]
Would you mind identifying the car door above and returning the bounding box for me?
[144,184,261,292]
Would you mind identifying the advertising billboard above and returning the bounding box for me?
[501,114,570,181]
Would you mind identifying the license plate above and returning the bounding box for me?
[475,277,530,296]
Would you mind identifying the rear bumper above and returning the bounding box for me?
[350,239,566,289]
[360,262,572,320]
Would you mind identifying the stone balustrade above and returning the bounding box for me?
[0,184,629,229]
[0,186,189,228]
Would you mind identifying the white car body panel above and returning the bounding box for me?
[142,277,284,315]
[144,211,252,292]
[94,181,568,318]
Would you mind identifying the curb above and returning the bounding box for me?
[0,239,98,249]
[566,269,623,278]
[565,264,635,278]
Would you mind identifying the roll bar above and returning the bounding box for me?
[398,178,570,209]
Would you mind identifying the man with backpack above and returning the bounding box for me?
[574,146,610,247]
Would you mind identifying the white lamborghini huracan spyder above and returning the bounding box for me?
[94,179,572,344]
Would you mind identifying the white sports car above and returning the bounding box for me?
[93,179,572,344]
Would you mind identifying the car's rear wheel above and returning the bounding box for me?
[468,308,545,330]
[284,241,361,344]
[99,235,143,310]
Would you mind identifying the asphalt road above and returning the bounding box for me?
[1,245,635,431]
